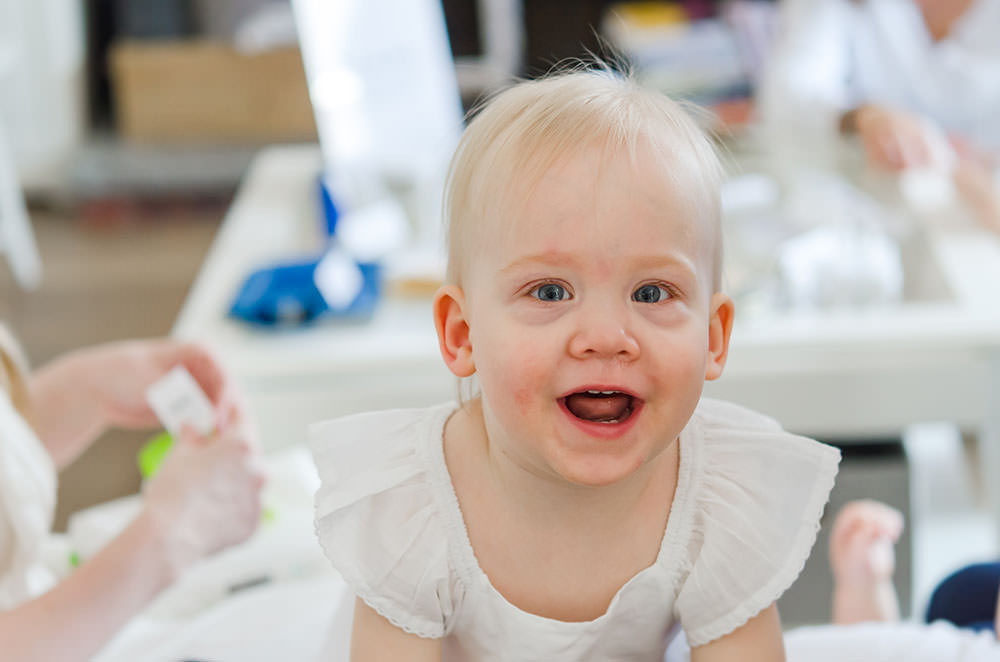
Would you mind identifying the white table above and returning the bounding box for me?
[174,145,455,452]
[174,144,1000,509]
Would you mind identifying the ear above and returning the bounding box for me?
[704,292,734,381]
[433,284,476,377]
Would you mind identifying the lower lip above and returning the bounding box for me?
[557,398,644,440]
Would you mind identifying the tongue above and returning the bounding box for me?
[565,393,631,422]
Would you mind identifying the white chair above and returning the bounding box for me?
[0,113,42,290]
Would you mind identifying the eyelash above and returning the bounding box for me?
[525,281,679,303]
[632,282,677,303]
[528,280,572,302]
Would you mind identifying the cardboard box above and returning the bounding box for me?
[109,40,318,143]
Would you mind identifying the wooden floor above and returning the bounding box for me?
[0,206,223,529]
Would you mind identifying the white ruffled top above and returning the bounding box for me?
[0,389,57,610]
[312,398,840,660]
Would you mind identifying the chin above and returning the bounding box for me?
[554,453,648,488]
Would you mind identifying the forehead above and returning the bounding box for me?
[478,141,715,276]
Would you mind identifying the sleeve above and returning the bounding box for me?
[310,407,460,639]
[675,399,841,648]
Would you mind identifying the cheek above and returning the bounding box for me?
[510,384,535,413]
[474,328,555,412]
[650,325,710,384]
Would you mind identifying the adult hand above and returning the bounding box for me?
[844,104,945,172]
[30,338,249,469]
[954,158,1000,234]
[0,417,263,662]
[141,419,265,573]
[85,339,244,431]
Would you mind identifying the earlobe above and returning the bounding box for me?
[433,284,476,377]
[705,293,734,381]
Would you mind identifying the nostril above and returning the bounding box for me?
[569,324,640,359]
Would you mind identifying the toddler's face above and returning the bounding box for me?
[444,142,731,487]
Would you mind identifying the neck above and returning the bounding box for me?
[470,399,677,533]
[915,0,973,41]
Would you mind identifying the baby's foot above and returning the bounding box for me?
[830,499,904,624]
[830,499,904,585]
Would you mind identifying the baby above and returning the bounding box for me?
[311,68,841,661]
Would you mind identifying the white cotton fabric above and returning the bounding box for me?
[0,389,57,610]
[785,621,1000,662]
[311,399,840,660]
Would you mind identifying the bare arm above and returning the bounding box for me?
[350,598,442,662]
[0,425,262,660]
[0,511,178,661]
[690,603,785,662]
[28,347,112,467]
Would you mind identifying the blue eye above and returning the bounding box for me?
[531,283,569,301]
[633,284,670,303]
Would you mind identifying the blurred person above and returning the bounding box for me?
[757,0,1000,232]
[784,500,1000,661]
[0,327,264,662]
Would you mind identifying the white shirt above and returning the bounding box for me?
[785,621,1000,662]
[663,622,1000,662]
[758,0,1000,151]
[311,399,840,661]
[0,388,57,610]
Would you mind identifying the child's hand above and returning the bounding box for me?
[141,423,265,574]
[829,499,904,587]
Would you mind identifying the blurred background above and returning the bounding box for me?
[2,0,999,631]
[1,0,771,528]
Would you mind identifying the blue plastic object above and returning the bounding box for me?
[318,175,341,237]
[228,171,385,328]
[229,257,380,327]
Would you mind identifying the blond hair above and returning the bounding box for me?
[443,65,724,288]
[0,325,31,421]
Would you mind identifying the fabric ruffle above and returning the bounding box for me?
[311,405,459,639]
[675,399,841,648]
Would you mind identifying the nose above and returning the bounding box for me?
[567,303,640,362]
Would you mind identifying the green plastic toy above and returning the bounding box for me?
[138,431,175,480]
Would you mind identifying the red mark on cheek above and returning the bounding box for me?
[512,385,534,409]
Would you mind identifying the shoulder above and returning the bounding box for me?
[690,397,783,432]
[690,397,841,468]
[310,403,462,638]
[675,399,840,648]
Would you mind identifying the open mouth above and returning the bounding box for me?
[560,390,639,424]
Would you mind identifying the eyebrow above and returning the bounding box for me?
[499,252,698,278]
[499,252,578,274]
